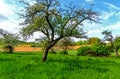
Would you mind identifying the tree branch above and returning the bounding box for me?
[45,15,54,41]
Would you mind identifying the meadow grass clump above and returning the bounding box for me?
[0,51,120,79]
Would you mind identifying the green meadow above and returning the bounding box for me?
[0,51,120,79]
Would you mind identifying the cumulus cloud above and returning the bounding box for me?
[0,0,15,17]
[0,20,20,33]
[0,0,21,33]
[0,13,8,21]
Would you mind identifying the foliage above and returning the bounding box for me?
[30,43,37,47]
[102,30,113,43]
[113,36,120,56]
[91,44,111,56]
[77,46,91,56]
[49,48,56,54]
[75,40,88,45]
[1,52,120,79]
[102,30,113,52]
[20,0,99,61]
[58,37,74,54]
[35,38,48,52]
[77,43,111,56]
[0,29,19,53]
[29,42,40,47]
[88,37,101,45]
[58,50,68,54]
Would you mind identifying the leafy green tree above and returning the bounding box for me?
[58,37,74,54]
[88,37,101,45]
[102,30,113,45]
[113,36,120,56]
[102,30,113,52]
[20,0,99,62]
[0,29,19,53]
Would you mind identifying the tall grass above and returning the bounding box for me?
[0,52,120,79]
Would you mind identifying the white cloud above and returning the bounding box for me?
[82,18,120,39]
[0,0,119,42]
[83,22,120,39]
[115,11,120,18]
[85,0,94,2]
[0,0,16,18]
[0,13,8,21]
[103,2,120,10]
[0,0,39,42]
[0,0,21,33]
[81,20,102,38]
[100,11,115,20]
[0,20,20,33]
[87,30,101,35]
[105,22,120,30]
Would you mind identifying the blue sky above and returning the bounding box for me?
[0,0,120,41]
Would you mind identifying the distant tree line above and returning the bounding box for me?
[77,30,120,57]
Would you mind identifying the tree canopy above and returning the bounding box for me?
[20,0,99,62]
[0,29,19,53]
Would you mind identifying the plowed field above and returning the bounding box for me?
[14,45,41,52]
[14,45,80,52]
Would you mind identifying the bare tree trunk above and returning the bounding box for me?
[42,46,50,62]
[116,51,119,57]
[42,37,63,62]
[8,45,13,53]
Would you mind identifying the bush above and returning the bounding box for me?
[30,44,37,47]
[30,43,40,47]
[49,49,56,54]
[90,44,110,56]
[77,46,91,56]
[59,50,68,54]
[3,44,14,53]
[77,44,111,56]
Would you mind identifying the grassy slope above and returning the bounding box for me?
[0,52,120,79]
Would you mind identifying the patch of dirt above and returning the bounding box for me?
[14,45,80,52]
[52,46,80,50]
[14,45,41,52]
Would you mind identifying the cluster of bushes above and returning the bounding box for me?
[77,43,111,56]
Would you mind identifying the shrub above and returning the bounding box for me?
[30,44,37,47]
[30,43,40,47]
[49,49,56,54]
[91,44,110,56]
[59,50,68,54]
[77,44,111,56]
[3,44,14,53]
[77,46,91,56]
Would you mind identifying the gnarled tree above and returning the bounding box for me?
[20,0,99,62]
[0,29,19,53]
